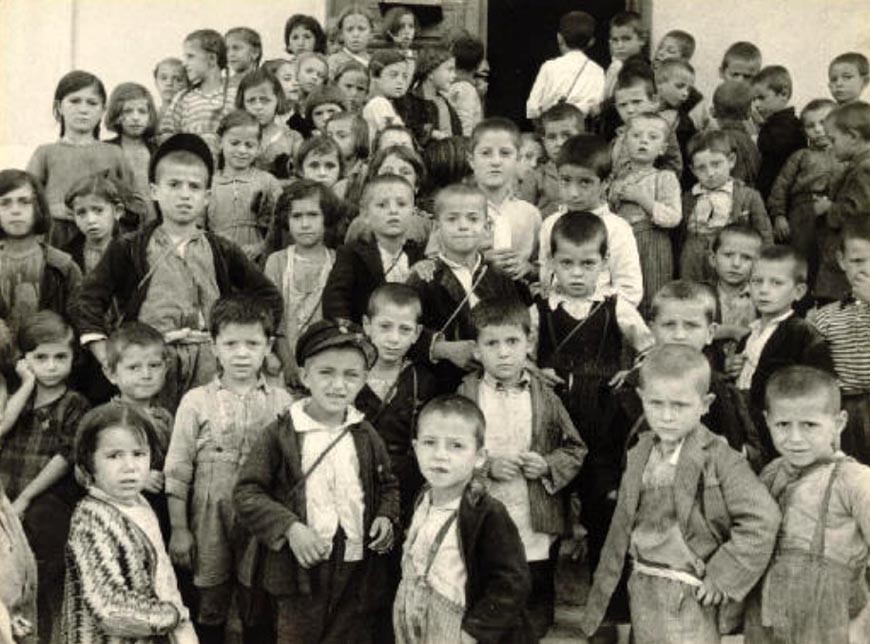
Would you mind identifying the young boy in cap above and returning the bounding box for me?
[72,132,282,412]
[234,319,399,643]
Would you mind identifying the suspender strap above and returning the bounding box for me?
[422,512,459,577]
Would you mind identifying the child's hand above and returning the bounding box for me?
[10,614,33,639]
[437,340,478,370]
[489,456,522,481]
[460,630,478,644]
[813,195,832,216]
[168,527,196,570]
[695,578,726,606]
[163,328,193,343]
[724,352,747,380]
[773,215,791,242]
[143,470,164,494]
[410,258,437,282]
[519,451,549,479]
[14,359,36,385]
[485,248,524,279]
[286,522,330,569]
[368,516,394,554]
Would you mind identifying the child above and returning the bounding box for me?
[26,70,135,247]
[263,58,300,112]
[157,29,237,158]
[732,246,834,463]
[63,175,126,276]
[154,57,188,120]
[0,312,90,644]
[71,133,282,412]
[519,133,544,174]
[719,41,763,86]
[64,402,197,644]
[0,169,82,328]
[414,47,461,139]
[768,99,843,281]
[225,27,261,88]
[653,29,695,68]
[829,52,870,105]
[448,34,486,137]
[539,134,643,306]
[264,180,337,389]
[287,52,329,138]
[710,81,761,186]
[295,135,344,191]
[373,125,416,155]
[603,11,646,100]
[164,294,292,642]
[579,344,781,643]
[526,10,604,120]
[810,217,870,465]
[333,59,370,113]
[815,101,870,301]
[743,366,870,643]
[206,110,282,262]
[753,66,807,200]
[382,6,418,87]
[608,113,682,314]
[323,174,424,324]
[304,86,347,136]
[0,480,36,644]
[233,319,398,643]
[363,50,411,145]
[325,110,369,202]
[284,14,327,58]
[680,130,771,283]
[656,59,707,186]
[394,394,535,643]
[327,5,374,78]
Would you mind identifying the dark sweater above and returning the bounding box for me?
[757,107,806,200]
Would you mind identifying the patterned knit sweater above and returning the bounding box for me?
[63,495,181,644]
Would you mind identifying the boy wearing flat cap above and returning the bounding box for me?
[234,319,400,644]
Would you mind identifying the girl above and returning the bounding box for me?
[383,6,418,89]
[264,180,337,389]
[225,26,262,88]
[153,57,188,121]
[104,82,159,226]
[62,175,125,275]
[294,135,344,192]
[334,60,370,113]
[206,110,282,262]
[236,68,302,179]
[325,110,369,203]
[413,47,462,139]
[64,402,196,644]
[0,479,37,644]
[607,113,681,315]
[26,71,135,248]
[304,86,347,136]
[327,5,375,78]
[283,14,327,57]
[289,52,329,137]
[0,170,82,329]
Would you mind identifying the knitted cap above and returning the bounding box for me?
[304,85,348,117]
[295,319,377,368]
[415,47,453,83]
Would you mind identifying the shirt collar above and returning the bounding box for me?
[653,435,686,465]
[423,488,462,511]
[548,288,605,310]
[210,375,269,394]
[290,398,364,433]
[214,170,255,185]
[692,179,734,196]
[481,370,531,393]
[439,252,482,272]
[717,282,751,299]
[749,309,793,333]
[378,241,406,262]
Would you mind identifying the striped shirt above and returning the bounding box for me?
[810,298,870,394]
[156,83,237,158]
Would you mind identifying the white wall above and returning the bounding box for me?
[0,0,327,168]
[650,0,870,114]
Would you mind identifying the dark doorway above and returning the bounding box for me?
[485,0,627,130]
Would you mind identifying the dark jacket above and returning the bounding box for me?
[757,107,806,200]
[37,243,82,318]
[716,120,761,187]
[680,177,773,245]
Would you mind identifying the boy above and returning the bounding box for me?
[580,344,781,643]
[395,394,535,643]
[323,174,425,324]
[234,319,398,643]
[164,295,293,642]
[604,11,646,100]
[539,134,643,306]
[710,80,761,186]
[732,246,834,463]
[448,34,486,136]
[680,130,771,283]
[656,59,707,186]
[709,225,763,354]
[719,41,762,86]
[458,299,586,638]
[653,29,695,68]
[810,217,870,465]
[752,66,807,200]
[829,52,870,105]
[526,10,604,120]
[72,133,282,413]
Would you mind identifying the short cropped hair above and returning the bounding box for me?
[614,65,656,99]
[556,134,612,179]
[470,117,520,151]
[75,402,163,477]
[627,112,670,136]
[827,101,870,141]
[610,11,643,37]
[640,343,711,395]
[712,81,754,120]
[551,210,608,257]
[470,298,531,338]
[765,365,841,414]
[662,30,696,60]
[800,98,837,123]
[686,129,734,162]
[757,245,808,284]
[433,183,487,217]
[841,216,870,248]
[367,283,422,320]
[360,173,414,209]
[209,294,275,338]
[105,322,165,372]
[712,223,763,252]
[417,393,486,447]
[540,102,585,130]
[720,41,762,71]
[451,34,485,73]
[830,52,870,78]
[559,11,596,50]
[753,65,793,98]
[650,280,718,324]
[656,59,694,83]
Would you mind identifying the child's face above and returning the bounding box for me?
[25,336,74,388]
[392,14,416,48]
[150,159,211,227]
[609,25,644,62]
[341,14,372,54]
[474,324,530,385]
[650,300,715,350]
[657,69,694,109]
[720,57,760,85]
[182,41,213,85]
[365,183,414,240]
[363,302,421,366]
[373,62,409,99]
[311,103,343,132]
[226,35,258,74]
[626,118,667,164]
[838,237,870,299]
[430,57,457,93]
[470,130,518,191]
[108,344,166,403]
[326,118,356,161]
[57,85,104,136]
[711,232,761,288]
[155,63,187,103]
[301,151,341,186]
[212,321,272,384]
[275,63,300,103]
[221,125,260,171]
[614,85,657,122]
[119,98,151,138]
[558,164,604,211]
[752,83,789,121]
[377,153,418,191]
[551,237,604,299]
[414,412,484,500]
[286,25,316,55]
[336,70,369,112]
[654,36,684,64]
[243,82,279,126]
[300,347,368,421]
[518,139,543,171]
[286,196,326,249]
[378,129,414,151]
[803,106,834,148]
[91,426,151,504]
[640,376,713,445]
[298,58,328,95]
[436,195,487,257]
[826,121,858,162]
[691,149,735,190]
[542,117,581,162]
[828,62,869,104]
[72,194,118,244]
[749,258,806,318]
[0,184,36,239]
[766,393,846,468]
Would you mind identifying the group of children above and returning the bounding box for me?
[1,4,870,644]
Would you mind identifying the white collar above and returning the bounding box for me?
[439,252,482,272]
[654,436,686,465]
[692,179,734,196]
[423,488,462,511]
[749,309,793,333]
[290,398,364,433]
[548,286,611,310]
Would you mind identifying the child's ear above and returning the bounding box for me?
[472,343,482,363]
[475,446,488,471]
[835,410,849,439]
[727,152,737,170]
[362,315,372,336]
[701,391,716,414]
[794,281,808,302]
[837,248,847,272]
[149,182,160,201]
[102,364,117,386]
[412,323,422,343]
[705,322,718,347]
